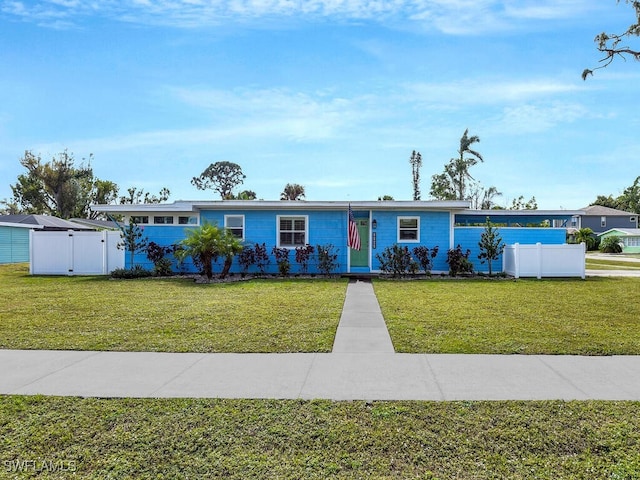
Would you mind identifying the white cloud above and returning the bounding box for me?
[403,78,585,106]
[0,0,601,32]
[492,102,590,134]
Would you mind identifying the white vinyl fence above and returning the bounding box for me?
[30,230,124,275]
[503,243,586,279]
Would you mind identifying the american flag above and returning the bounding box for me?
[348,205,361,251]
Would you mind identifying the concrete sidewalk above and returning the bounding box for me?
[2,278,640,401]
[2,349,640,400]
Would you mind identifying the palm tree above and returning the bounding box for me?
[280,183,306,200]
[574,227,596,250]
[453,129,483,201]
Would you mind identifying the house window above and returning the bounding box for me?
[154,216,174,224]
[627,237,639,247]
[278,216,307,247]
[178,216,198,225]
[398,217,420,242]
[631,216,637,223]
[225,215,245,240]
[130,216,149,224]
[601,216,606,228]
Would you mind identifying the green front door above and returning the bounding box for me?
[350,219,369,268]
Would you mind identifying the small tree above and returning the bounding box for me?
[118,222,148,269]
[272,247,291,276]
[477,217,505,275]
[447,245,474,276]
[295,244,314,274]
[316,244,339,276]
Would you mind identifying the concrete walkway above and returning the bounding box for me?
[2,278,640,401]
[332,279,394,353]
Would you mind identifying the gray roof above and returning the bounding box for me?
[581,205,636,216]
[70,218,119,230]
[0,215,94,230]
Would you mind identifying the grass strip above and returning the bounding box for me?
[586,259,640,270]
[1,396,639,479]
[374,277,640,354]
[0,264,346,353]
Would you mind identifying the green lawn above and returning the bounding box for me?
[2,396,639,479]
[374,278,640,355]
[586,258,640,270]
[0,264,346,353]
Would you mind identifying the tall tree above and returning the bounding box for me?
[583,0,640,79]
[468,184,502,210]
[409,150,422,201]
[191,161,245,199]
[589,176,640,213]
[280,183,306,200]
[591,194,620,209]
[119,187,170,205]
[509,195,538,210]
[430,129,483,201]
[617,175,640,213]
[234,190,257,200]
[9,150,118,219]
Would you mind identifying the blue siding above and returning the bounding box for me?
[370,210,451,272]
[123,209,568,275]
[0,226,30,264]
[130,210,352,274]
[454,227,568,273]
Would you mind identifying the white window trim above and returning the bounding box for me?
[397,216,420,243]
[224,214,245,241]
[277,215,308,248]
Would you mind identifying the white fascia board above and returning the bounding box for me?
[93,200,471,213]
[90,201,196,213]
[460,209,586,216]
[0,222,45,229]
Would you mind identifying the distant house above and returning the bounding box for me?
[92,200,582,275]
[577,205,638,234]
[598,228,640,254]
[0,215,93,264]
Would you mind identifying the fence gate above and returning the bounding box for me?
[30,230,124,275]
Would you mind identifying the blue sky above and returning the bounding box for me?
[0,0,638,209]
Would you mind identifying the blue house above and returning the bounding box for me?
[92,200,582,275]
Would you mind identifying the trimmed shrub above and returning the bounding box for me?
[272,247,291,276]
[376,245,418,277]
[316,244,339,276]
[111,265,153,279]
[447,245,474,276]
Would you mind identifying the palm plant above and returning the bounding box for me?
[453,129,483,201]
[175,222,243,279]
[574,227,596,250]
